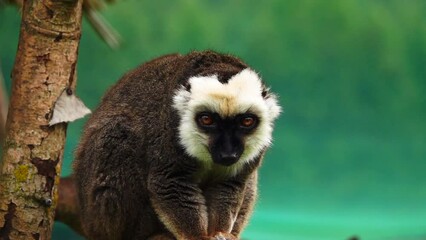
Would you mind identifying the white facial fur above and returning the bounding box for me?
[173,68,281,175]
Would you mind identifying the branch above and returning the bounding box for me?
[55,177,84,236]
[3,0,123,49]
[0,0,84,238]
[84,6,121,49]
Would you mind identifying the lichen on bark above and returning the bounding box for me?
[0,0,83,239]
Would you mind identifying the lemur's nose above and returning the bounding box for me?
[218,152,239,166]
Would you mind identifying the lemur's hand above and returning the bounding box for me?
[212,232,238,240]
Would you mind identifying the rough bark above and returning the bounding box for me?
[0,0,83,239]
[7,0,122,49]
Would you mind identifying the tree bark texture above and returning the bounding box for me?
[0,0,83,239]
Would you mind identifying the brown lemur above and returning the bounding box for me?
[73,50,281,240]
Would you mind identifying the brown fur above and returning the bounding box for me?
[73,51,265,240]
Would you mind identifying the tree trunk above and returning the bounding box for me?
[0,0,83,239]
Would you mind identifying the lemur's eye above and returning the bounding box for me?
[198,114,214,126]
[239,115,258,129]
[241,117,255,127]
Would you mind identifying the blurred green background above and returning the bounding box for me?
[1,0,426,239]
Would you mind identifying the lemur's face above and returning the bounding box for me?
[173,69,281,174]
[194,111,259,166]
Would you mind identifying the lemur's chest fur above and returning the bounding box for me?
[191,160,248,188]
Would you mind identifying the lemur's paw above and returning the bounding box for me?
[213,232,238,240]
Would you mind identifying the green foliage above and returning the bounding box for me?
[1,0,426,239]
